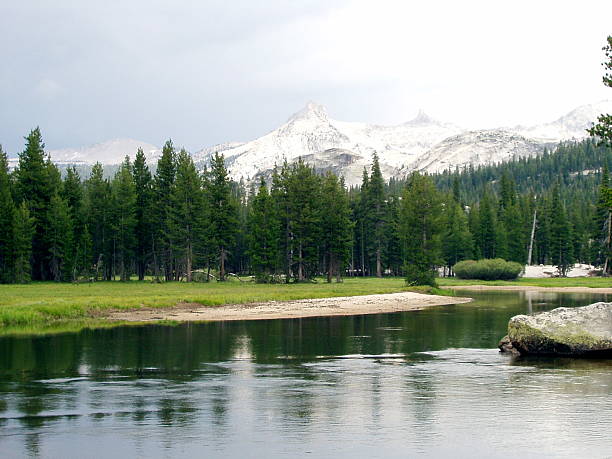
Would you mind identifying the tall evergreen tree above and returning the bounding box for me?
[400,173,443,286]
[153,140,177,280]
[111,157,137,281]
[208,152,237,281]
[0,146,15,283]
[47,194,73,281]
[86,163,112,280]
[247,178,279,281]
[442,199,473,273]
[368,154,387,277]
[286,160,321,281]
[13,202,34,283]
[133,148,154,280]
[320,173,353,282]
[14,128,53,280]
[170,149,203,281]
[549,184,574,276]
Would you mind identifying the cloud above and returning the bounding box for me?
[34,79,62,100]
[0,0,611,154]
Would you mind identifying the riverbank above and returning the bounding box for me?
[105,291,472,322]
[444,285,612,293]
[1,277,609,336]
[0,278,423,331]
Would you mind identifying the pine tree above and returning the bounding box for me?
[86,163,112,280]
[594,164,611,273]
[170,149,203,281]
[13,202,34,283]
[271,163,292,281]
[368,154,387,277]
[111,157,137,281]
[320,172,353,282]
[61,166,87,279]
[356,167,370,276]
[247,178,279,281]
[286,160,321,281]
[442,199,473,273]
[47,194,73,281]
[208,152,237,281]
[14,128,53,280]
[549,184,574,276]
[400,173,443,286]
[153,140,176,280]
[0,146,15,283]
[133,148,154,280]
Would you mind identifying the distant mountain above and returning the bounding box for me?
[410,130,549,174]
[18,100,611,184]
[193,101,462,186]
[48,138,161,165]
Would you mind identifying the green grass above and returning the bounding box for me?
[1,276,609,336]
[437,277,612,288]
[0,277,411,330]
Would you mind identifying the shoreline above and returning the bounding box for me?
[446,285,612,294]
[105,291,473,323]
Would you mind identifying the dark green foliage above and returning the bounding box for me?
[0,146,15,282]
[14,128,54,280]
[86,163,112,279]
[111,157,137,281]
[47,194,73,281]
[453,259,523,280]
[133,148,154,280]
[154,140,177,280]
[320,173,353,282]
[170,149,203,281]
[247,178,278,281]
[12,202,34,283]
[442,199,473,272]
[208,152,238,281]
[549,184,574,276]
[400,173,443,287]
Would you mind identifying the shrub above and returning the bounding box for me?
[453,258,523,280]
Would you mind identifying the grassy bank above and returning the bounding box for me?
[0,276,609,336]
[0,278,412,330]
[436,277,612,288]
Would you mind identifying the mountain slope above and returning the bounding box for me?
[193,102,462,186]
[49,138,161,165]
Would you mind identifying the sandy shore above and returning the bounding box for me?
[106,291,473,323]
[447,285,612,294]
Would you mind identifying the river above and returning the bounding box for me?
[0,290,610,458]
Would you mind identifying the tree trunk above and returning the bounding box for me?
[327,252,333,283]
[220,246,226,281]
[376,245,382,278]
[186,241,192,282]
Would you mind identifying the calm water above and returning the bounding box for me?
[0,291,611,458]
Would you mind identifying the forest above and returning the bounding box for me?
[0,128,611,285]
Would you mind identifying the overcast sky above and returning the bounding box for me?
[1,0,611,155]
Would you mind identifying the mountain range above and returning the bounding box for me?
[9,100,611,185]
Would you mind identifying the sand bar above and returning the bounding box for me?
[106,291,473,322]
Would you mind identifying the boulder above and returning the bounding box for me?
[504,302,612,357]
[498,335,520,355]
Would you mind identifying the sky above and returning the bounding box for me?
[1,0,611,155]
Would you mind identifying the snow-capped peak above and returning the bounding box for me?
[287,101,329,123]
[408,109,437,125]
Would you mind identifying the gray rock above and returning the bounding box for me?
[506,302,612,357]
[498,335,520,355]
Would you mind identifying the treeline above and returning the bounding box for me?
[0,129,610,284]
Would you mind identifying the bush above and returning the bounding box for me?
[453,259,523,280]
[405,262,437,287]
